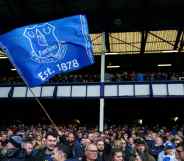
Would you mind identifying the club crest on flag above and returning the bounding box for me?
[23,23,67,64]
[0,15,94,87]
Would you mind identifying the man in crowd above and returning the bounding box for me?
[82,143,98,161]
[176,144,184,161]
[60,132,83,160]
[33,130,58,161]
[158,142,177,161]
[0,135,26,161]
[96,140,111,161]
[130,138,155,161]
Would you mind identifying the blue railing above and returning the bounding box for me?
[0,80,184,99]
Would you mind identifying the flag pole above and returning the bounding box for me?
[99,32,106,132]
[0,48,59,131]
[27,87,59,132]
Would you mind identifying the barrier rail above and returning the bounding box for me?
[0,81,184,98]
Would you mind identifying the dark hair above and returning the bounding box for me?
[112,148,123,157]
[23,137,33,144]
[45,130,58,139]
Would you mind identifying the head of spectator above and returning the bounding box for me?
[52,145,66,161]
[81,138,91,149]
[0,132,8,147]
[173,136,183,147]
[45,130,58,152]
[96,140,104,152]
[88,133,95,143]
[127,137,134,145]
[7,129,14,138]
[164,142,176,156]
[77,131,83,140]
[0,135,23,158]
[154,136,163,146]
[113,140,124,150]
[22,138,33,155]
[176,144,184,161]
[67,132,75,145]
[134,138,147,153]
[150,132,157,140]
[6,135,23,150]
[85,143,98,161]
[112,149,124,161]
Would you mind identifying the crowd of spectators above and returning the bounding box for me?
[0,71,184,85]
[1,123,184,161]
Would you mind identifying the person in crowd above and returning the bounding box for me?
[60,132,83,160]
[124,137,135,161]
[129,138,155,161]
[0,134,27,161]
[22,138,34,157]
[176,144,184,161]
[149,136,164,159]
[96,140,111,161]
[82,143,98,161]
[111,149,124,161]
[158,142,177,161]
[33,130,58,161]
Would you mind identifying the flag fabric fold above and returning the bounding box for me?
[0,15,94,87]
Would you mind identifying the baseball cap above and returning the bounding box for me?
[164,142,176,150]
[8,135,23,148]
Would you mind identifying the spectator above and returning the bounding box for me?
[112,149,124,161]
[82,144,98,161]
[176,144,184,161]
[158,142,177,161]
[33,130,58,161]
[96,140,111,161]
[0,135,25,161]
[129,138,155,161]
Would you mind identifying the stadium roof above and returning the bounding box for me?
[0,0,183,32]
[0,0,183,56]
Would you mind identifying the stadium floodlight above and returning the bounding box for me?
[160,50,178,53]
[0,56,8,59]
[157,64,172,67]
[107,65,120,68]
[138,119,143,125]
[105,53,120,55]
[174,117,179,122]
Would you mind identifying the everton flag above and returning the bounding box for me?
[0,15,94,87]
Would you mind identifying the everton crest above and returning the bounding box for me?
[23,23,67,63]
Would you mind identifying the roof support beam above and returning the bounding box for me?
[109,35,140,50]
[178,32,184,53]
[148,31,175,47]
[140,31,148,54]
[105,32,110,53]
[174,29,182,50]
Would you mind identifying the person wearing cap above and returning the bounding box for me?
[158,142,178,161]
[129,138,155,161]
[22,137,35,161]
[0,134,27,161]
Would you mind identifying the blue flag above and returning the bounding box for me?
[0,15,94,87]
